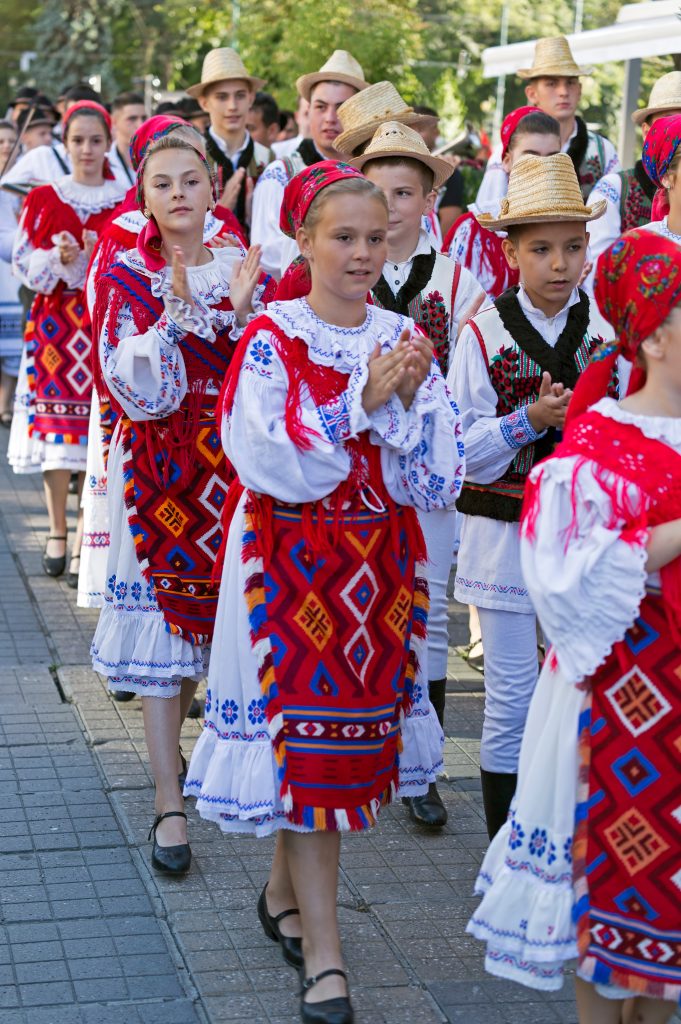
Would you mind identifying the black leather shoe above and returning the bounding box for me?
[66,554,80,589]
[187,697,203,719]
[402,782,448,828]
[148,811,191,874]
[42,535,67,577]
[300,968,353,1024]
[257,884,303,969]
[112,690,135,702]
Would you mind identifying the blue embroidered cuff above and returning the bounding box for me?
[500,406,544,450]
[317,393,352,444]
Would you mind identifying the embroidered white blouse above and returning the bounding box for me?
[99,246,266,422]
[12,176,125,295]
[223,298,466,512]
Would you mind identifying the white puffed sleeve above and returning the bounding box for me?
[380,363,465,511]
[13,222,88,294]
[447,322,545,483]
[582,174,623,295]
[250,162,298,280]
[99,293,195,421]
[520,455,649,683]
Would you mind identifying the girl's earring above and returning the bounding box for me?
[143,207,151,219]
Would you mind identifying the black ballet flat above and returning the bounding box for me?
[178,747,188,789]
[42,534,67,577]
[257,884,303,969]
[148,811,191,875]
[402,782,448,828]
[300,968,353,1024]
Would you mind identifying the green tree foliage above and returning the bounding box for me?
[31,0,126,96]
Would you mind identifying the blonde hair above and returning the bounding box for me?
[303,175,388,233]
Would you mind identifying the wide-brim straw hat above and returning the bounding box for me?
[335,82,438,156]
[186,48,265,99]
[476,153,606,230]
[517,36,592,80]
[350,121,452,190]
[632,71,681,126]
[296,50,368,103]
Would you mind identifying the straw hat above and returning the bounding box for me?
[517,36,591,80]
[334,82,438,156]
[632,71,681,126]
[186,48,265,99]
[475,153,606,230]
[349,121,452,189]
[296,50,368,103]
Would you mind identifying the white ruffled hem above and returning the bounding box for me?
[466,815,577,972]
[90,600,205,681]
[397,700,444,796]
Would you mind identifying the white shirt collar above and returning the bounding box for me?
[209,126,251,164]
[517,284,580,323]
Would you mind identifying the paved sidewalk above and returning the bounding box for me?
[0,428,641,1024]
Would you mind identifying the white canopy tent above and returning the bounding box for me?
[481,0,681,165]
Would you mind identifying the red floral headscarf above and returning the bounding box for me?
[63,100,115,180]
[642,113,681,221]
[566,229,681,422]
[280,160,366,237]
[130,114,187,171]
[500,105,542,158]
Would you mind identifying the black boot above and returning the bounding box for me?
[402,679,448,828]
[479,768,517,840]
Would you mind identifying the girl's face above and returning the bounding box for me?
[297,191,388,301]
[0,127,17,160]
[143,147,212,235]
[65,115,109,180]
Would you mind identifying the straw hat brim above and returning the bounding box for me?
[350,146,452,190]
[335,111,438,157]
[475,198,607,231]
[517,63,592,79]
[296,72,368,103]
[632,101,681,126]
[186,74,266,99]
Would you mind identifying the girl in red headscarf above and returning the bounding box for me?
[78,115,245,616]
[185,161,464,1022]
[467,229,681,1023]
[8,101,126,583]
[641,112,681,243]
[90,131,272,876]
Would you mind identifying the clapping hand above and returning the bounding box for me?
[527,371,573,432]
[395,329,433,409]
[82,230,97,263]
[361,339,409,415]
[58,231,81,266]
[230,244,263,324]
[171,245,193,309]
[219,168,246,211]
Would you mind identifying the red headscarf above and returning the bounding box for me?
[642,113,681,222]
[135,128,213,272]
[130,114,187,171]
[280,160,366,237]
[566,229,681,422]
[63,100,115,180]
[500,105,542,158]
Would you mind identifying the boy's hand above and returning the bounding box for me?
[362,341,408,415]
[526,371,573,432]
[395,329,433,410]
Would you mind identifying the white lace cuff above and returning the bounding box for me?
[47,245,88,290]
[163,293,215,341]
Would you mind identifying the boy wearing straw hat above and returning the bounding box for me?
[583,71,681,291]
[476,36,619,209]
[448,153,617,840]
[185,47,272,233]
[250,50,368,277]
[352,121,486,827]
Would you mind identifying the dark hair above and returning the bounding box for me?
[413,104,438,119]
[505,220,587,245]
[252,91,279,128]
[63,107,111,142]
[112,91,145,112]
[10,86,38,106]
[509,110,560,150]
[0,119,17,134]
[362,155,435,195]
[62,83,100,104]
[17,106,56,131]
[278,109,294,131]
